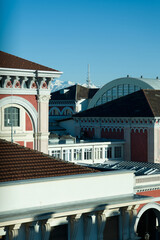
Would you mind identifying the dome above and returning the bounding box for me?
[88,76,160,109]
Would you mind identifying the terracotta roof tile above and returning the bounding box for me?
[0,51,59,72]
[0,139,98,183]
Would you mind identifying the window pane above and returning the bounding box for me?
[101,93,106,104]
[52,150,61,158]
[4,107,20,127]
[84,148,92,160]
[105,147,112,159]
[134,85,140,91]
[117,85,123,97]
[63,149,71,161]
[95,147,103,159]
[112,87,117,100]
[107,89,112,102]
[115,147,122,158]
[129,84,134,94]
[123,84,128,96]
[74,149,82,160]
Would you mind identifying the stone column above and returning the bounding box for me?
[5,224,21,240]
[121,206,139,240]
[37,94,50,154]
[97,212,106,240]
[41,221,51,240]
[121,207,130,240]
[26,222,40,240]
[84,214,96,240]
[67,214,82,240]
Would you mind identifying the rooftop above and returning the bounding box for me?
[50,84,99,101]
[84,160,160,176]
[0,139,98,183]
[0,51,59,72]
[74,89,160,118]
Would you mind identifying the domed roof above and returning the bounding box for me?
[88,76,160,109]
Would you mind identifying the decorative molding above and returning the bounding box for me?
[37,95,51,102]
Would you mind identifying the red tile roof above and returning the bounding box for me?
[0,139,98,183]
[0,51,59,72]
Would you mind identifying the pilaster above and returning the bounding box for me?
[37,94,50,154]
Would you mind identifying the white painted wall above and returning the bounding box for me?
[0,171,134,213]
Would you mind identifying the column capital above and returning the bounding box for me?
[41,220,51,240]
[37,94,51,102]
[5,224,21,240]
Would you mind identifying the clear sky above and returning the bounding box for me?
[1,0,160,87]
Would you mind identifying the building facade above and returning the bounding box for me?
[49,85,98,134]
[73,90,160,163]
[0,51,62,153]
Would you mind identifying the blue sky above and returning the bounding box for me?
[1,0,160,87]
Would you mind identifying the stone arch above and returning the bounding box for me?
[0,96,38,132]
[134,203,160,239]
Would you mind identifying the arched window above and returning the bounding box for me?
[4,107,20,127]
[50,108,60,116]
[63,108,73,116]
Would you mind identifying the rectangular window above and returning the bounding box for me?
[52,150,61,159]
[117,85,123,97]
[74,149,82,161]
[63,149,71,161]
[123,84,128,96]
[101,93,106,104]
[112,87,117,100]
[105,147,112,159]
[84,148,92,160]
[4,107,20,127]
[95,147,103,159]
[134,85,140,92]
[115,146,122,158]
[107,90,112,102]
[129,84,134,94]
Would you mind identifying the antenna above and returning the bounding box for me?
[86,64,91,88]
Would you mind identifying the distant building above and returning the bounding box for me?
[1,139,159,240]
[0,51,62,153]
[88,76,160,108]
[49,84,99,134]
[73,90,160,163]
